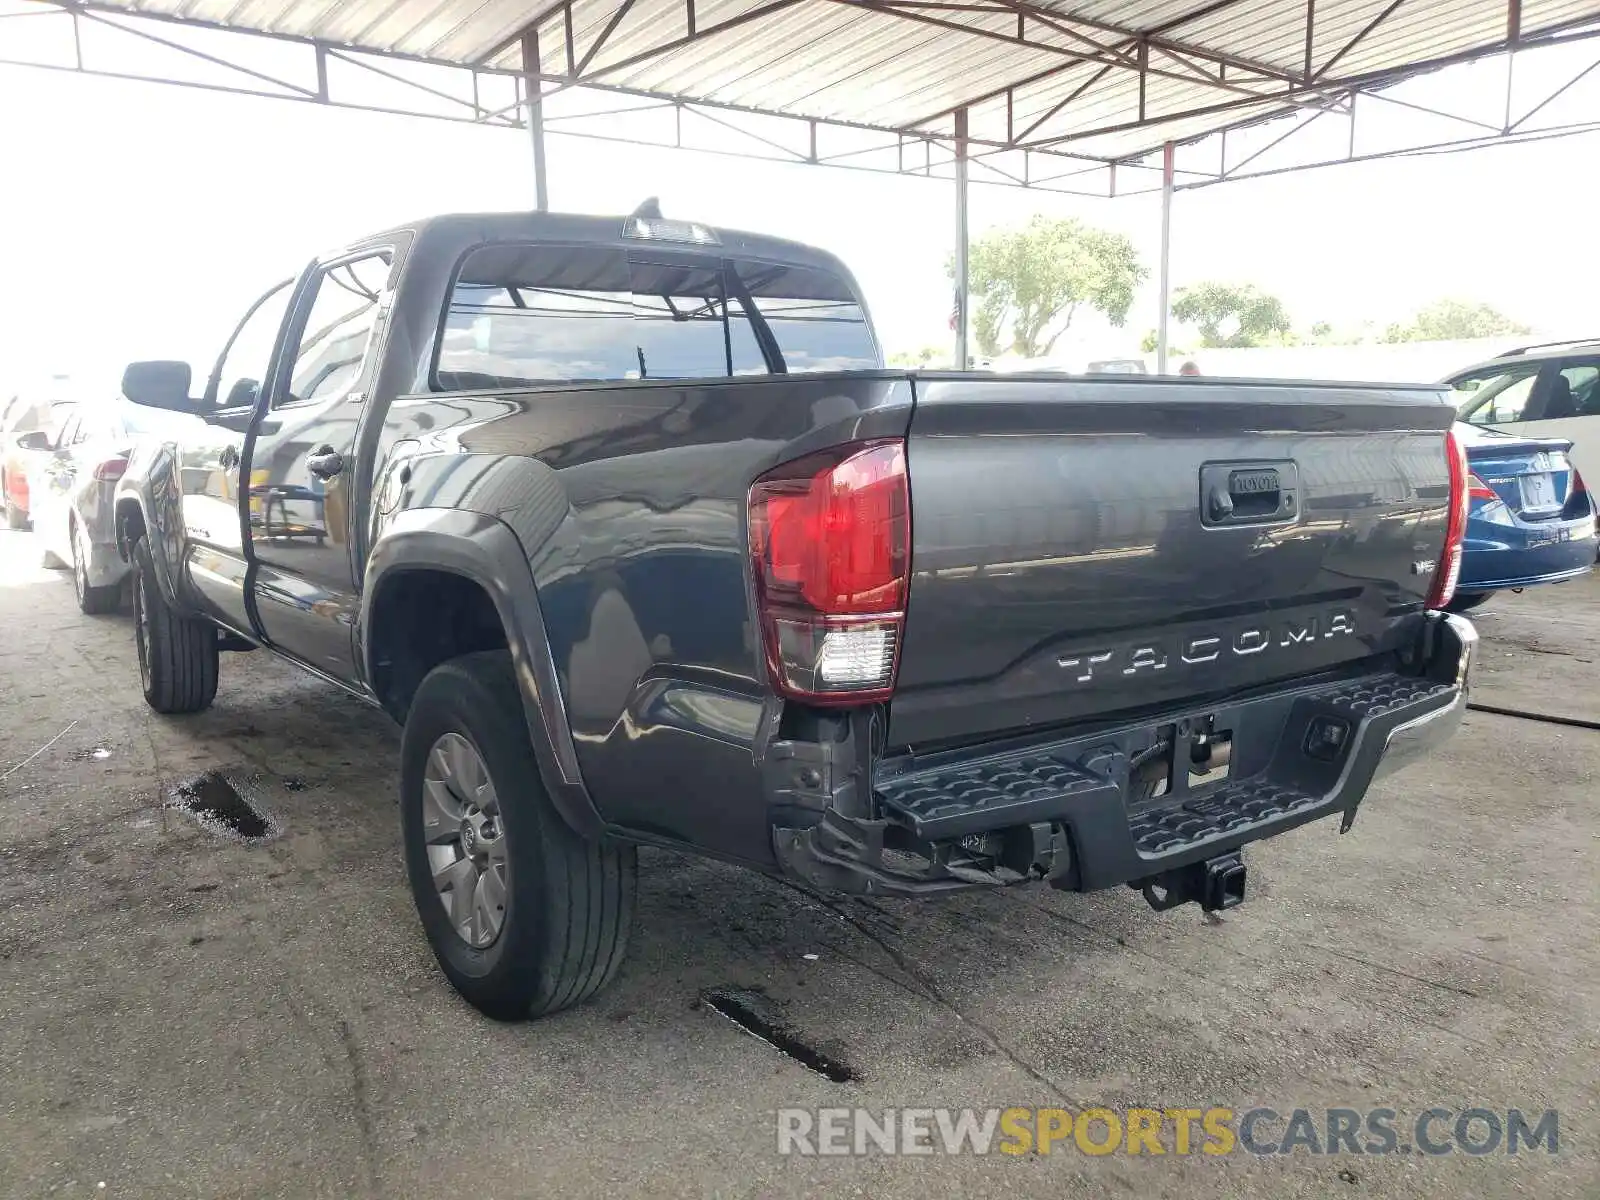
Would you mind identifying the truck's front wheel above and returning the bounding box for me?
[400,650,636,1020]
[131,535,219,713]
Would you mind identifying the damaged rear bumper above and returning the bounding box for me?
[773,612,1475,899]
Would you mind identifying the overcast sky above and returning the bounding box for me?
[3,33,1599,386]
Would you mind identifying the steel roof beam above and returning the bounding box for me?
[994,2,1303,82]
[1152,43,1231,84]
[18,0,1600,191]
[1313,0,1405,81]
[1023,81,1347,150]
[573,0,638,75]
[1145,0,1253,37]
[1303,0,1315,82]
[820,0,1115,65]
[1122,22,1600,165]
[897,57,1088,130]
[1355,86,1502,133]
[1014,61,1116,142]
[824,0,1312,138]
[1509,51,1600,131]
[577,0,805,81]
[70,5,319,99]
[475,0,574,66]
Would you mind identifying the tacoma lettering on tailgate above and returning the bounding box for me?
[1057,609,1356,685]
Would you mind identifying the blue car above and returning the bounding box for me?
[1449,422,1597,611]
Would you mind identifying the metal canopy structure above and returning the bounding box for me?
[10,0,1600,162]
[6,0,1600,366]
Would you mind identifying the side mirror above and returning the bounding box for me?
[15,430,51,451]
[222,378,260,410]
[121,360,200,413]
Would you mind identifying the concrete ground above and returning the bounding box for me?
[0,527,1595,1200]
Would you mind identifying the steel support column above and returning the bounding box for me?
[1156,140,1175,374]
[954,107,971,369]
[522,31,549,211]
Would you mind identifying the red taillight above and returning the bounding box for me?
[748,440,909,704]
[93,458,128,482]
[1427,429,1469,609]
[1467,472,1498,502]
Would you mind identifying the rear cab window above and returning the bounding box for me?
[433,243,878,390]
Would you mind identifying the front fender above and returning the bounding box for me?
[113,464,186,614]
[361,507,602,839]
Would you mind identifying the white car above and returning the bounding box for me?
[28,399,206,613]
[1447,339,1600,489]
[2,393,78,529]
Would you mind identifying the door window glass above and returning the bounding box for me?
[53,414,81,450]
[212,281,293,411]
[284,253,392,407]
[1557,359,1600,417]
[1453,364,1540,426]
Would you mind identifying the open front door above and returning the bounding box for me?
[245,245,397,681]
[182,276,297,636]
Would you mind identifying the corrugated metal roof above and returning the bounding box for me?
[69,0,1600,161]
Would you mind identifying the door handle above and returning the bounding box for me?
[306,446,344,480]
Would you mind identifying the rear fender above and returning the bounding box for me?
[361,507,602,838]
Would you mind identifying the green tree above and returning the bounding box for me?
[1139,328,1193,356]
[956,216,1145,358]
[889,346,946,368]
[1170,282,1292,348]
[1380,299,1531,343]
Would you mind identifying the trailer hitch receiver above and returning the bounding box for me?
[1139,852,1247,913]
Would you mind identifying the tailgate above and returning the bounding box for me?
[889,375,1455,748]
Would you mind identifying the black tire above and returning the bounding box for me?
[4,501,25,530]
[72,519,121,615]
[400,650,636,1021]
[1446,591,1494,613]
[131,535,219,713]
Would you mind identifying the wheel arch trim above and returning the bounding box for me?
[362,508,602,839]
[114,492,183,612]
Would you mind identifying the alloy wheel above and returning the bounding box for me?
[72,522,88,605]
[133,569,151,690]
[421,732,509,949]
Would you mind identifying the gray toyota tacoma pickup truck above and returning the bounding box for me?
[114,204,1476,1021]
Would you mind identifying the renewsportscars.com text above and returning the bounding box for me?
[776,1106,1560,1157]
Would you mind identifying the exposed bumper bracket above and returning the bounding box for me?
[775,613,1476,898]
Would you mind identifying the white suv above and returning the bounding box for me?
[1447,340,1600,487]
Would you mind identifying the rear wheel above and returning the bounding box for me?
[71,518,121,615]
[400,650,636,1020]
[1446,591,1494,613]
[132,535,219,713]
